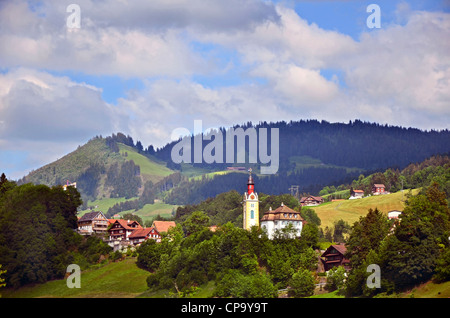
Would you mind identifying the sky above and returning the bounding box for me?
[0,0,449,180]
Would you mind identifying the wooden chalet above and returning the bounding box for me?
[128,227,160,245]
[108,219,142,241]
[300,195,324,206]
[77,211,109,236]
[321,244,351,271]
[372,184,388,195]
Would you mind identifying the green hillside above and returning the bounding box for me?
[2,257,149,298]
[115,202,178,224]
[310,189,420,229]
[19,137,121,186]
[118,143,173,183]
[18,137,176,216]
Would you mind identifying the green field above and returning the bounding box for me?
[118,143,174,183]
[310,189,419,229]
[2,258,149,298]
[78,196,139,216]
[118,202,178,224]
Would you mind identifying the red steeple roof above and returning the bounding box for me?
[247,168,254,194]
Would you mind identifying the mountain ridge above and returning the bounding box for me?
[14,119,450,208]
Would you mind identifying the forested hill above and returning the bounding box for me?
[151,119,450,172]
[14,119,450,207]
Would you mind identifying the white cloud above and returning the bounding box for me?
[0,68,119,142]
[0,1,449,179]
[0,0,279,78]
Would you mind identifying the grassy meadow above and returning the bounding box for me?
[310,189,420,229]
[2,258,149,298]
[118,143,174,183]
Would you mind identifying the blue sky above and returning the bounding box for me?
[0,0,449,180]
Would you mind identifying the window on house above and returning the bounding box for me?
[250,210,254,219]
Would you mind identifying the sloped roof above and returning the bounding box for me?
[322,244,347,257]
[129,227,154,239]
[153,221,176,233]
[373,184,385,188]
[111,219,142,230]
[300,195,323,203]
[78,211,106,222]
[261,203,304,222]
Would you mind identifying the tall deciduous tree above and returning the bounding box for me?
[381,183,450,291]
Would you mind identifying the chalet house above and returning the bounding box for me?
[77,211,109,236]
[349,189,364,199]
[300,195,324,206]
[129,227,157,245]
[108,219,142,241]
[260,203,305,240]
[372,184,388,195]
[152,220,176,243]
[321,244,351,271]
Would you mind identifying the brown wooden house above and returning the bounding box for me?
[77,211,109,236]
[128,227,156,245]
[108,219,142,241]
[300,195,324,206]
[321,244,351,271]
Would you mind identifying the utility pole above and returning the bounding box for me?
[289,185,299,199]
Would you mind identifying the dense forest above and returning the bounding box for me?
[149,119,450,172]
[164,167,358,205]
[0,174,112,289]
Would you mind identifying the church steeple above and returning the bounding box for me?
[243,168,259,230]
[247,168,254,194]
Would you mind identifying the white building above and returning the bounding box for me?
[388,210,402,220]
[260,203,305,240]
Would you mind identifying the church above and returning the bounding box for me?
[242,170,305,239]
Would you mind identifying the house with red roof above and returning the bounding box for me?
[320,244,351,271]
[128,227,159,245]
[151,220,176,243]
[108,219,142,241]
[372,184,389,195]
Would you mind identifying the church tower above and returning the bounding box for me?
[243,169,259,230]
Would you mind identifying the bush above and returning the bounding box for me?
[214,270,277,298]
[325,266,346,292]
[288,269,315,297]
